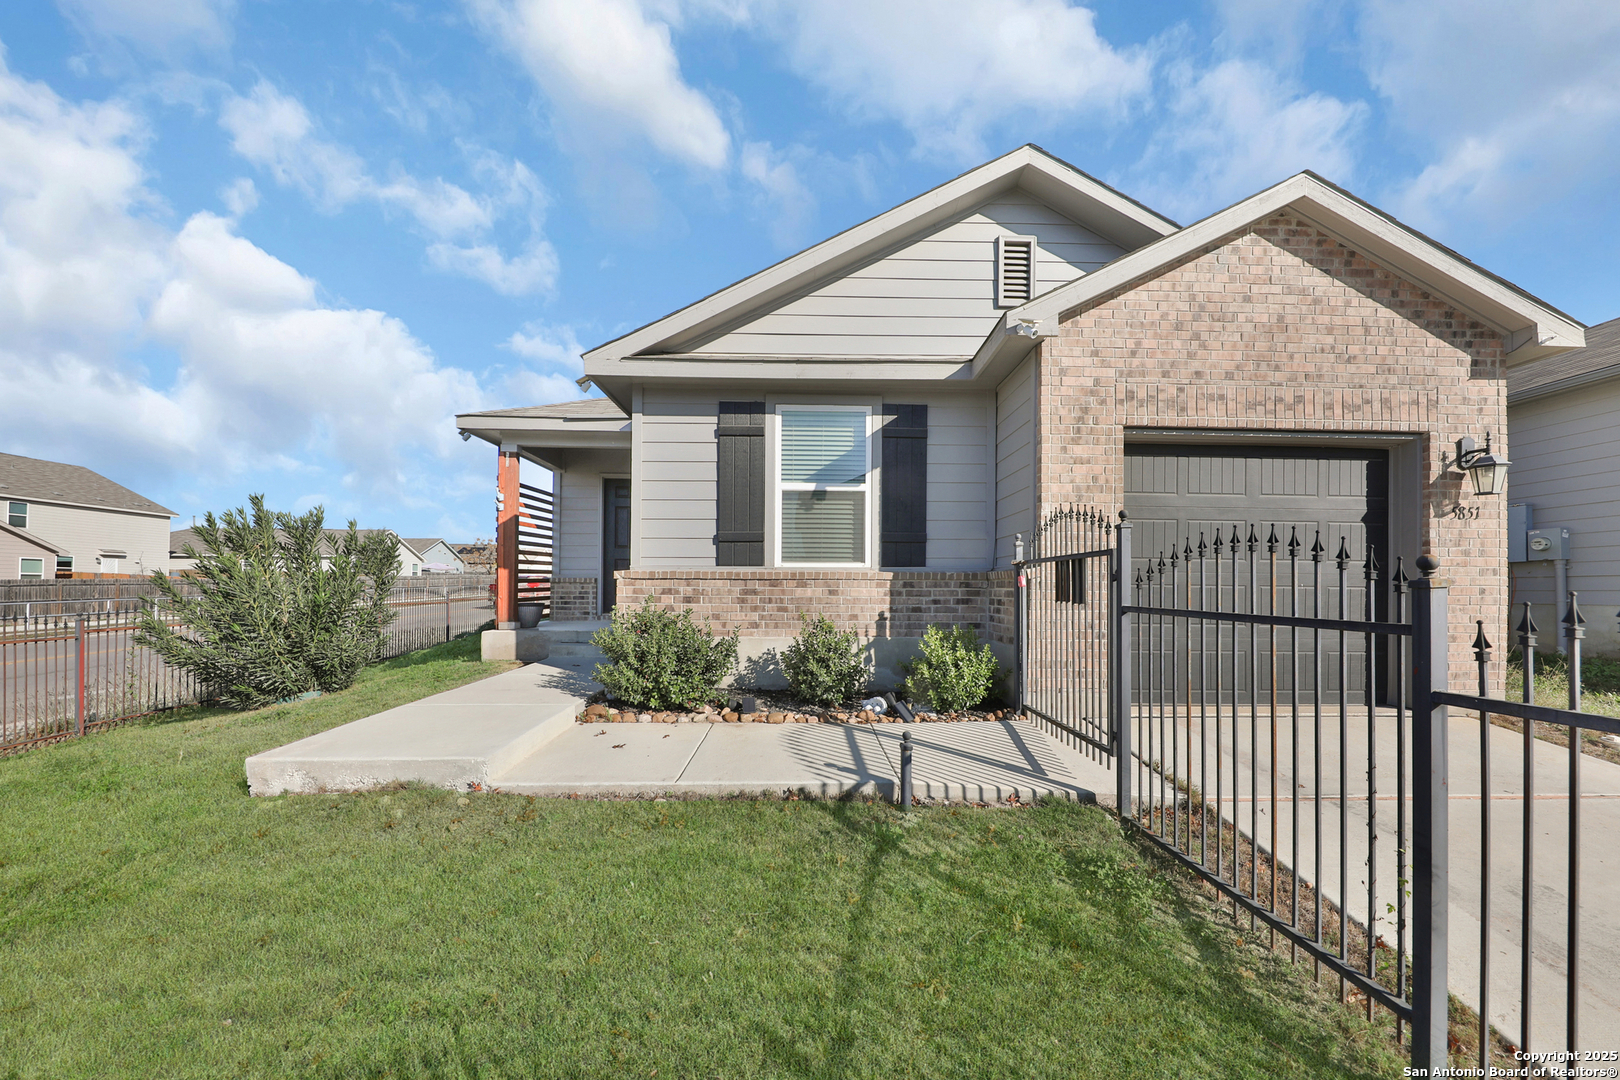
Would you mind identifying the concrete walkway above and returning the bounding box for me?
[246,655,1115,805]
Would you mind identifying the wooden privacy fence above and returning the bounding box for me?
[0,578,495,755]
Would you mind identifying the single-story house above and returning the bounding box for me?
[171,525,426,579]
[0,452,174,580]
[458,144,1585,690]
[401,538,466,574]
[1506,315,1620,657]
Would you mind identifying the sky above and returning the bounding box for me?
[0,0,1617,544]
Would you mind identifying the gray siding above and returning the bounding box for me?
[687,194,1125,358]
[995,355,1036,567]
[635,387,993,570]
[1507,379,1620,656]
[555,449,630,579]
[14,502,170,577]
[639,391,720,567]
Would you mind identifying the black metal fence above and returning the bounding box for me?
[1014,511,1618,1073]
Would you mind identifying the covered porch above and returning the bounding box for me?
[456,399,630,652]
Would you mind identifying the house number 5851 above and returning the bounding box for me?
[1451,504,1481,519]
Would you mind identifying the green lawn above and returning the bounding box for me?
[0,635,1404,1079]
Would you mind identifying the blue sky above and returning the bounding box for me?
[1,0,1616,544]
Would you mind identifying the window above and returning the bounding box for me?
[55,556,73,578]
[19,558,43,580]
[6,501,25,528]
[99,557,119,575]
[776,406,871,566]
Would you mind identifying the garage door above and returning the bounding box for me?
[1123,444,1389,701]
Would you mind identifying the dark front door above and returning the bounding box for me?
[602,479,631,613]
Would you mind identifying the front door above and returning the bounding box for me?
[602,479,631,613]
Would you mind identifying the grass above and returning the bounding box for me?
[1500,649,1620,766]
[0,636,1406,1079]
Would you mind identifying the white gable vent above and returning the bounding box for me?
[995,235,1037,308]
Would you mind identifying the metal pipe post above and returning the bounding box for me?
[1115,515,1133,820]
[899,730,913,810]
[75,616,86,737]
[1564,592,1584,1054]
[1410,554,1450,1073]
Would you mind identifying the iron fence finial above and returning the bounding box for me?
[1365,541,1380,579]
[1336,536,1352,569]
[1246,523,1259,552]
[1472,620,1492,664]
[1197,531,1208,557]
[1212,530,1224,555]
[1266,524,1279,552]
[1392,555,1409,594]
[1310,530,1325,562]
[1287,526,1300,557]
[1563,592,1585,639]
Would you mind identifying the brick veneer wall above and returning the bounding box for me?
[613,569,1016,644]
[550,576,598,621]
[1036,212,1507,689]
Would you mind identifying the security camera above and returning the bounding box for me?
[460,430,471,442]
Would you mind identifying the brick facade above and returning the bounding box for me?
[1036,213,1507,689]
[550,576,598,621]
[614,569,1016,645]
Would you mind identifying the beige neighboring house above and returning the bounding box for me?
[1506,314,1620,657]
[0,452,174,580]
[401,539,465,574]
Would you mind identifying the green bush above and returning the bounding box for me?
[902,624,1003,712]
[135,495,401,710]
[782,613,869,707]
[590,599,739,711]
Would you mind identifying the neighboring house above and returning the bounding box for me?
[451,542,495,573]
[1506,315,1620,658]
[0,452,174,580]
[171,526,426,578]
[458,144,1584,688]
[401,538,466,574]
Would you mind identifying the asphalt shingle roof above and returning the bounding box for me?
[1508,316,1620,402]
[0,452,175,516]
[461,398,626,420]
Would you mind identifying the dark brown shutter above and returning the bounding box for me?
[715,401,766,566]
[881,404,927,567]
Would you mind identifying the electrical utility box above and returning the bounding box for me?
[1508,503,1532,563]
[1526,527,1571,561]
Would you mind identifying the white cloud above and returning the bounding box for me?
[501,322,594,405]
[0,57,486,495]
[739,141,817,248]
[1356,0,1620,227]
[219,176,257,217]
[1133,58,1365,218]
[56,0,235,62]
[218,81,557,292]
[733,0,1153,161]
[467,0,731,170]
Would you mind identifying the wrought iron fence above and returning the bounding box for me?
[1014,512,1618,1072]
[1,579,495,755]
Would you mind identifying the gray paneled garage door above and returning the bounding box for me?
[1123,444,1390,702]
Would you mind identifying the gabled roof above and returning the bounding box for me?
[0,521,67,556]
[972,171,1585,382]
[400,538,447,556]
[0,452,175,517]
[582,144,1178,372]
[1508,315,1620,403]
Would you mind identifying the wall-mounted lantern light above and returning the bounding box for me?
[1455,433,1510,496]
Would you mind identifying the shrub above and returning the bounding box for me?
[902,624,1003,712]
[782,613,869,707]
[590,599,739,710]
[135,495,401,710]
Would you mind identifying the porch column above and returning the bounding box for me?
[496,445,520,629]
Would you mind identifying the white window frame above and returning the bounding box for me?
[19,557,43,580]
[6,501,25,529]
[55,555,73,578]
[773,404,874,569]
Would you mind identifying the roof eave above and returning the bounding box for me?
[1008,174,1585,364]
[582,145,1179,366]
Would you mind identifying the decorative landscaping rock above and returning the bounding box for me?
[576,693,1013,726]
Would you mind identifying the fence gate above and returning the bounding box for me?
[1014,506,1118,760]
